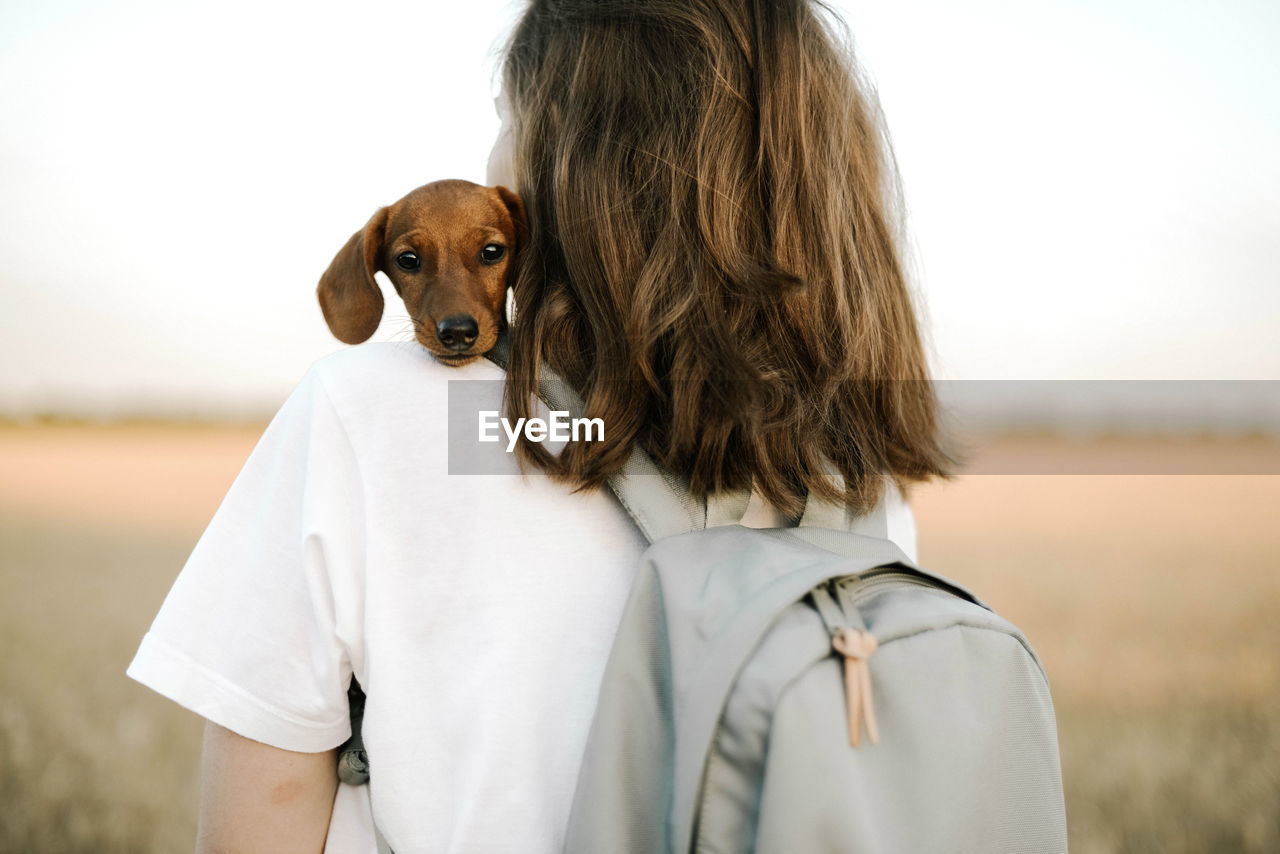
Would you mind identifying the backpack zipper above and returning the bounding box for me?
[836,569,943,603]
[812,570,952,748]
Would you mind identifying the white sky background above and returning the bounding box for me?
[0,0,1276,418]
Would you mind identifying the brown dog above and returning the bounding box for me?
[318,179,526,365]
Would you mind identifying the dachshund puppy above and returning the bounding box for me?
[318,179,526,366]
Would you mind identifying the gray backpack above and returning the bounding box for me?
[561,476,1069,854]
[507,345,1069,853]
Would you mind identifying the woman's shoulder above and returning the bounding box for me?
[304,342,505,414]
[308,341,504,385]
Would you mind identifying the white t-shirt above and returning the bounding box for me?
[127,341,918,854]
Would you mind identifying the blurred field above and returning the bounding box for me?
[1,424,1277,852]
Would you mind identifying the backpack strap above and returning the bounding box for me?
[483,330,869,543]
[484,330,717,542]
[799,476,891,540]
[705,488,752,527]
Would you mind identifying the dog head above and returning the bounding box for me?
[317,179,526,366]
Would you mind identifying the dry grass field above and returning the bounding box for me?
[1,424,1276,852]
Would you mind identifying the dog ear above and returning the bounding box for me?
[494,185,528,252]
[317,206,390,344]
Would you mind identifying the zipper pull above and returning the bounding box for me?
[832,627,879,747]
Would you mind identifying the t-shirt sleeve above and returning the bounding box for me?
[127,365,365,752]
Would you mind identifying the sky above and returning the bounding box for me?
[0,0,1277,419]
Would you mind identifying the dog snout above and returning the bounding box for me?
[436,315,479,351]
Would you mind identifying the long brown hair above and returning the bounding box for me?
[499,0,954,518]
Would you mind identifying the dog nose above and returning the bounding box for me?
[436,315,479,351]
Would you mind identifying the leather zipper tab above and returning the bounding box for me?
[832,627,879,747]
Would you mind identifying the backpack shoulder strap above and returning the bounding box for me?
[799,476,892,540]
[485,330,716,542]
[484,330,881,543]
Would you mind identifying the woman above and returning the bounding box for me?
[128,1,952,851]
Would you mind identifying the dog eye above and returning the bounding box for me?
[480,244,505,264]
[395,251,421,271]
